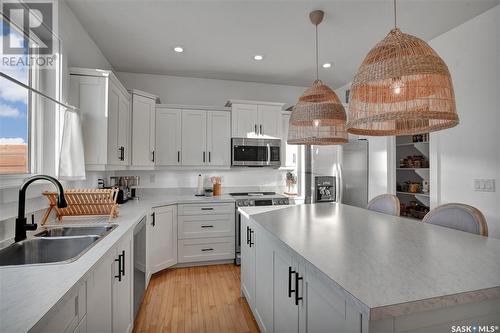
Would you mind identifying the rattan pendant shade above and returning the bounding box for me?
[287,10,348,145]
[346,27,459,136]
[288,80,347,145]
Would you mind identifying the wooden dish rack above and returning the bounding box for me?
[41,189,119,225]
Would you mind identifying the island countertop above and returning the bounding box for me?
[240,203,500,319]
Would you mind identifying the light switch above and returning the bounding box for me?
[473,179,495,192]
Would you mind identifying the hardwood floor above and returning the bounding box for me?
[133,264,260,333]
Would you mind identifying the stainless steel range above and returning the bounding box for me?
[232,192,290,265]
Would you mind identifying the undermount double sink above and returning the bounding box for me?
[0,225,117,266]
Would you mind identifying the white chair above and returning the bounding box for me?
[422,203,488,236]
[367,194,400,216]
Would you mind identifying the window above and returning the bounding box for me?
[0,17,37,175]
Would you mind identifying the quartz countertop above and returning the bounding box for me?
[0,194,235,333]
[240,203,500,320]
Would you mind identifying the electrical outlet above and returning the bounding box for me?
[473,179,495,192]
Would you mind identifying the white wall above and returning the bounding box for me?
[116,72,305,108]
[429,5,500,238]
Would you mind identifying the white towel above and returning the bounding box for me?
[58,108,86,180]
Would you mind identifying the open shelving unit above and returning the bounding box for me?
[395,134,431,220]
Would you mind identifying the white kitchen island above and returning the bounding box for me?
[239,203,500,333]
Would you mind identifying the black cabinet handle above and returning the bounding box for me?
[203,151,206,163]
[201,225,214,228]
[260,124,263,135]
[114,255,122,281]
[254,124,257,134]
[151,150,155,162]
[178,151,180,163]
[246,226,250,245]
[209,151,211,163]
[201,207,213,211]
[294,272,303,305]
[249,229,254,247]
[201,248,214,252]
[118,146,124,161]
[151,212,155,227]
[288,266,297,298]
[120,250,125,277]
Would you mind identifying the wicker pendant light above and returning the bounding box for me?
[346,0,458,136]
[288,10,348,145]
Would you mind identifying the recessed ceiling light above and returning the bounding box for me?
[173,46,184,53]
[253,55,264,61]
[322,62,332,69]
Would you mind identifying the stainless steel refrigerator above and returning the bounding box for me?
[312,139,369,208]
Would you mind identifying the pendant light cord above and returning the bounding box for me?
[315,24,319,81]
[394,0,397,28]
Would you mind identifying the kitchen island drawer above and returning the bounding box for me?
[178,203,235,216]
[178,214,235,239]
[178,237,235,263]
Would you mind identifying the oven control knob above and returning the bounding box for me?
[249,200,254,206]
[243,200,249,206]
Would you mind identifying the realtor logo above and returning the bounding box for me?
[2,1,53,55]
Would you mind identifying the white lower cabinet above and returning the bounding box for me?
[113,233,133,333]
[177,203,235,263]
[241,215,364,333]
[150,205,178,273]
[31,282,86,333]
[86,232,134,333]
[240,215,256,310]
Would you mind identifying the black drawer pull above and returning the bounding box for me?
[201,225,214,228]
[249,229,254,247]
[246,226,250,245]
[120,250,125,277]
[288,266,296,298]
[294,272,303,305]
[114,255,122,281]
[201,248,214,252]
[201,207,214,211]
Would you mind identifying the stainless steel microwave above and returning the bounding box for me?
[231,138,281,167]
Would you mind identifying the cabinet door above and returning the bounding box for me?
[132,94,155,166]
[281,113,298,168]
[87,250,113,333]
[150,205,178,273]
[107,82,121,165]
[299,265,361,333]
[273,242,299,333]
[232,104,258,137]
[181,110,207,165]
[240,216,256,310]
[70,75,108,166]
[258,105,281,137]
[254,225,274,333]
[207,111,230,166]
[117,93,131,165]
[156,108,182,165]
[113,234,133,333]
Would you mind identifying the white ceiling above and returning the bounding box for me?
[66,0,499,89]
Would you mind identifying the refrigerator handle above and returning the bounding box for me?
[337,163,343,203]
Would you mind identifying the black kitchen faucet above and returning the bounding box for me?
[15,175,67,242]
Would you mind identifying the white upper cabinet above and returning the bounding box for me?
[258,105,281,137]
[281,112,298,169]
[206,111,231,166]
[228,100,284,138]
[155,107,182,166]
[69,68,131,170]
[181,109,207,165]
[131,90,157,167]
[231,103,258,137]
